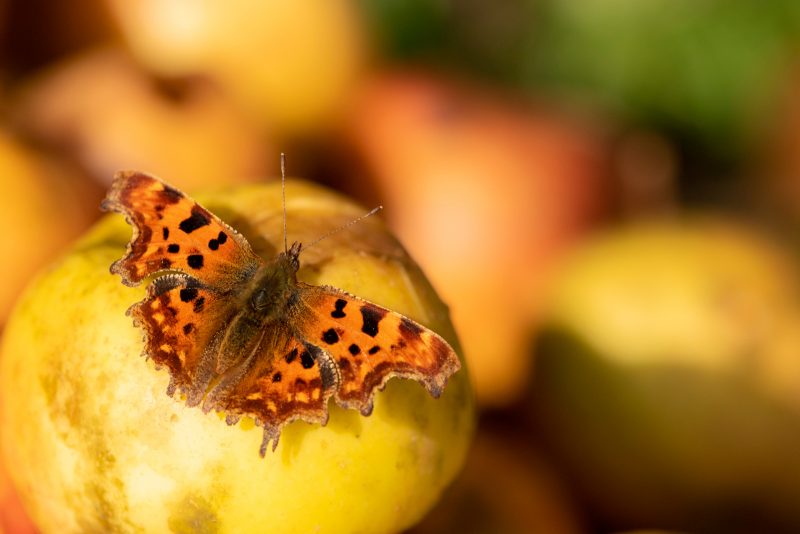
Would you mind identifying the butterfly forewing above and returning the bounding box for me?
[102,171,263,287]
[295,285,461,415]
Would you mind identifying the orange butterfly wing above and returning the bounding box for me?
[101,170,262,287]
[294,285,461,416]
[104,171,462,456]
[129,273,238,404]
[203,327,340,455]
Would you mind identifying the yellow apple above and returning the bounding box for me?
[0,130,99,324]
[16,47,273,191]
[532,218,800,531]
[0,178,474,533]
[104,0,366,136]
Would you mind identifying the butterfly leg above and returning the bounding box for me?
[201,337,263,414]
[259,424,281,457]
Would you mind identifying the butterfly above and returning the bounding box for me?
[101,170,461,456]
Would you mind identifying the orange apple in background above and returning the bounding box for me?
[14,47,274,191]
[103,0,367,138]
[344,72,611,407]
[0,129,100,325]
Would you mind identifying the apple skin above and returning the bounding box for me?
[0,459,36,533]
[531,218,800,532]
[0,179,474,533]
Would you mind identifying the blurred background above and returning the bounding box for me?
[3,0,800,532]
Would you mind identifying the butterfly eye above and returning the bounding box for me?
[250,289,270,311]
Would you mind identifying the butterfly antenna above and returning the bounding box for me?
[305,205,384,250]
[281,153,288,254]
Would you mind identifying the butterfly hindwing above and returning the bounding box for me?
[294,284,461,415]
[101,171,263,288]
[129,274,236,404]
[203,326,339,455]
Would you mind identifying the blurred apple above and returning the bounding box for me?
[15,47,273,191]
[532,218,800,531]
[103,0,366,137]
[0,129,99,324]
[344,72,610,407]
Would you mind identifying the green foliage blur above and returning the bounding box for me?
[363,0,800,180]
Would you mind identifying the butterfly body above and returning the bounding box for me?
[102,171,460,456]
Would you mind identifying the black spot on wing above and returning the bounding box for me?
[348,344,360,356]
[300,350,315,369]
[285,348,298,364]
[368,345,380,355]
[187,254,204,269]
[179,207,211,234]
[162,227,169,240]
[183,323,194,335]
[179,287,198,302]
[167,243,180,253]
[208,238,219,250]
[322,328,339,344]
[272,372,282,383]
[193,296,205,313]
[331,298,347,318]
[360,304,387,337]
[217,231,228,244]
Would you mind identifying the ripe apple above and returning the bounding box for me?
[532,218,800,531]
[0,129,99,324]
[103,0,366,136]
[344,71,610,406]
[15,47,273,191]
[0,178,474,533]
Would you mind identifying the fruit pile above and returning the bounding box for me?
[1,1,800,532]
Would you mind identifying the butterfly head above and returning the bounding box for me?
[248,241,303,314]
[285,241,302,271]
[265,240,301,283]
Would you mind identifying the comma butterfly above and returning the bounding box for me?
[101,169,460,456]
